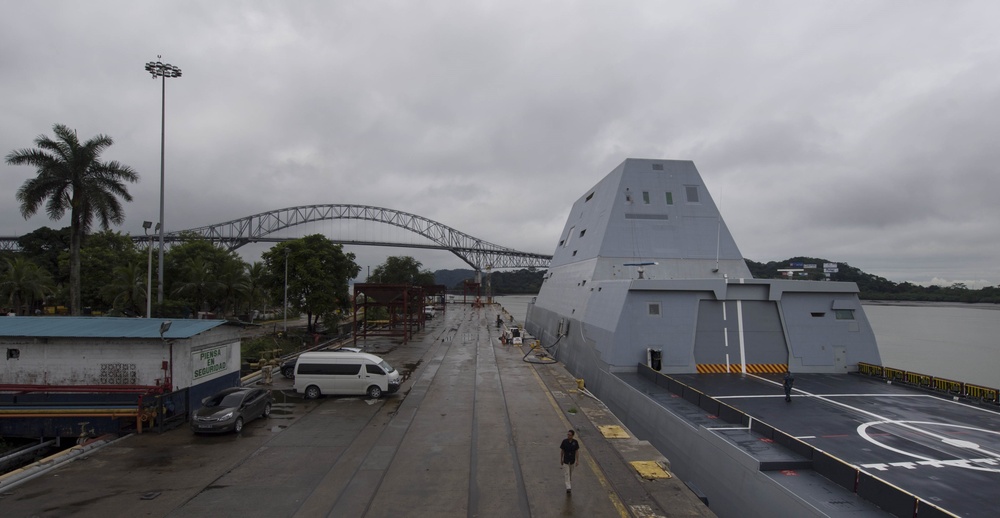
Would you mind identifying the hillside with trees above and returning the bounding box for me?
[435,268,544,294]
[436,259,1000,303]
[745,257,1000,303]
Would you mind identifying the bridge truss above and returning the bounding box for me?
[164,204,549,271]
[0,205,552,271]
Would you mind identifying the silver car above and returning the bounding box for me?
[191,387,272,434]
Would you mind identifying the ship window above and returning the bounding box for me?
[811,312,825,317]
[685,185,700,202]
[572,250,577,256]
[564,226,575,247]
[559,239,565,246]
[585,192,594,202]
[665,192,673,205]
[652,163,664,170]
[835,309,855,320]
[642,191,650,204]
[625,189,633,202]
[6,348,19,360]
[648,303,660,316]
[579,229,586,238]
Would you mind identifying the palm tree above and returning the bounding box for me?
[100,260,147,316]
[243,261,270,319]
[172,257,222,315]
[6,124,139,316]
[215,260,248,318]
[0,257,54,315]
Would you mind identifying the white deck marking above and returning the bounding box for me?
[740,373,1000,473]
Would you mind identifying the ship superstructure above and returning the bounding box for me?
[526,158,997,517]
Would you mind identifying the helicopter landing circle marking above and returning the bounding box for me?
[857,420,1000,473]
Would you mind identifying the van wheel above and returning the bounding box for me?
[367,385,382,399]
[305,385,321,399]
[263,402,272,418]
[234,417,244,433]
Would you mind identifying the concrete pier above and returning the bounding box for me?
[0,304,712,517]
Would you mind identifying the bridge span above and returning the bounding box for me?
[0,204,552,271]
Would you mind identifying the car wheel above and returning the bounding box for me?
[263,402,272,418]
[367,385,382,399]
[305,385,321,399]
[234,417,244,433]
[281,367,294,379]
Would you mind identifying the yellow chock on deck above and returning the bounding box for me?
[598,425,630,439]
[630,461,672,480]
[576,378,585,390]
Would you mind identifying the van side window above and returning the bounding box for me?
[366,364,385,375]
[298,363,361,375]
[333,364,362,375]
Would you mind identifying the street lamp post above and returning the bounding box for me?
[142,221,159,317]
[144,56,181,307]
[284,248,290,333]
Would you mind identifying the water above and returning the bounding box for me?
[494,295,999,389]
[863,302,998,388]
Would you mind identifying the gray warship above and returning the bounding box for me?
[525,158,999,518]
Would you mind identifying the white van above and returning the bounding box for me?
[293,352,401,399]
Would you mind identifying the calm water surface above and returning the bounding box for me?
[495,295,999,388]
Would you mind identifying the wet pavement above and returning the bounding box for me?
[0,304,713,517]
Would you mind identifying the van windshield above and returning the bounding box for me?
[378,360,395,373]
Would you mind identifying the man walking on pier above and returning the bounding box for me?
[560,429,580,493]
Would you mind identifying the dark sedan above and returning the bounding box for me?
[191,387,272,434]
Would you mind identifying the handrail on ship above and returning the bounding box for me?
[856,362,999,406]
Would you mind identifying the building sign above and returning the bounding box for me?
[804,264,817,269]
[193,345,229,380]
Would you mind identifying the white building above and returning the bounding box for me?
[0,317,243,438]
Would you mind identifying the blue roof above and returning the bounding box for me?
[0,317,234,339]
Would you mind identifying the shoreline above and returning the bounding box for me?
[862,300,1000,310]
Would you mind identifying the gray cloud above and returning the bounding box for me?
[2,1,998,287]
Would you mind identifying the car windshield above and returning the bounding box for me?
[220,393,246,407]
[379,360,395,373]
[204,392,245,408]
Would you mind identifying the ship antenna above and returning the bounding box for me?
[713,195,721,273]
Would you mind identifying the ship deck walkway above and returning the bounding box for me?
[0,304,712,518]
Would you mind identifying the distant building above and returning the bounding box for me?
[0,317,243,438]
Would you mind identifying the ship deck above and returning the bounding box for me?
[619,370,1000,517]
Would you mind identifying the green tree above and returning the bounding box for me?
[0,257,54,315]
[6,124,138,315]
[163,237,247,317]
[172,257,222,315]
[262,235,360,333]
[216,260,248,318]
[76,230,143,312]
[17,226,70,285]
[243,262,270,319]
[100,260,147,316]
[370,256,434,285]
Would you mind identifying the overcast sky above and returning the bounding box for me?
[3,2,999,288]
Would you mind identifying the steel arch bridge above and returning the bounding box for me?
[164,204,550,271]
